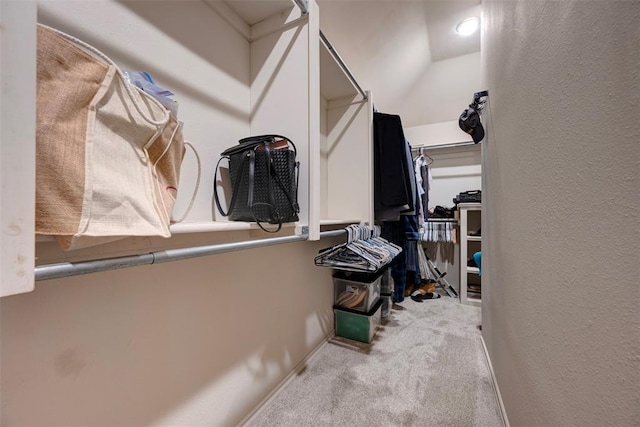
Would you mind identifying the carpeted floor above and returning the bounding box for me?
[245,296,504,427]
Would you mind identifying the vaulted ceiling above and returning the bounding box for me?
[318,0,482,127]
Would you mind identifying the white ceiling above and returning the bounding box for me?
[317,0,480,61]
[318,0,482,127]
[422,0,481,61]
[221,0,483,127]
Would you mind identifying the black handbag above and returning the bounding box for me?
[214,134,300,232]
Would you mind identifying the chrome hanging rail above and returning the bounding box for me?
[293,0,308,14]
[411,141,478,151]
[35,229,347,282]
[291,0,367,101]
[319,31,368,101]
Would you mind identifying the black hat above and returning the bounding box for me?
[459,106,485,143]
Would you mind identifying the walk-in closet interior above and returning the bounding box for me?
[1,0,637,426]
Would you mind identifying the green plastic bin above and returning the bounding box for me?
[334,298,383,343]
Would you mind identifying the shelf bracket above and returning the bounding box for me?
[293,0,308,15]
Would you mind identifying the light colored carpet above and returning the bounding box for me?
[246,296,504,427]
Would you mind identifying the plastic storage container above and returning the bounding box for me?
[380,293,393,318]
[380,267,394,294]
[334,299,383,343]
[333,270,382,313]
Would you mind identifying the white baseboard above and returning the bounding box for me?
[481,336,510,427]
[237,334,333,426]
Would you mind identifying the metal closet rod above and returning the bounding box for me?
[293,0,308,14]
[35,229,347,282]
[319,31,368,101]
[291,0,366,100]
[412,141,478,151]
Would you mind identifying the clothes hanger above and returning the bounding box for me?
[314,224,403,272]
[413,146,434,165]
[472,90,489,113]
[314,223,406,272]
[370,225,402,256]
[357,225,396,260]
[314,225,381,272]
[314,245,377,272]
[420,147,434,165]
[348,225,389,266]
[364,226,399,260]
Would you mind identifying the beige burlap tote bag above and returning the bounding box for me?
[36,24,190,250]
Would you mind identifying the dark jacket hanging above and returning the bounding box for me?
[373,112,414,219]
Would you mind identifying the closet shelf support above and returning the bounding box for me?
[319,31,368,100]
[35,229,347,282]
[293,0,308,14]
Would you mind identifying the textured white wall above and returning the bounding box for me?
[1,235,339,426]
[481,1,639,425]
[1,1,338,426]
[407,52,481,126]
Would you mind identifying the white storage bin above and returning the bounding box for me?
[333,271,382,313]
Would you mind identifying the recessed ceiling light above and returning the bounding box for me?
[456,17,479,36]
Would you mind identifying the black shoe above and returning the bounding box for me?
[410,291,441,302]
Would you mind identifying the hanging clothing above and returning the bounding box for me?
[373,112,414,220]
[411,150,432,222]
[382,215,421,303]
[423,222,454,243]
[382,220,406,303]
[413,154,429,224]
[401,140,417,216]
[421,162,430,220]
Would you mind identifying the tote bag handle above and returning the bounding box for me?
[170,142,201,223]
[41,24,170,127]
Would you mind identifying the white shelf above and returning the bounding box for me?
[35,221,302,244]
[201,0,297,41]
[465,295,482,307]
[319,33,373,233]
[458,203,483,306]
[320,39,359,101]
[13,0,372,293]
[457,202,481,210]
[221,0,294,26]
[170,221,299,234]
[35,221,301,242]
